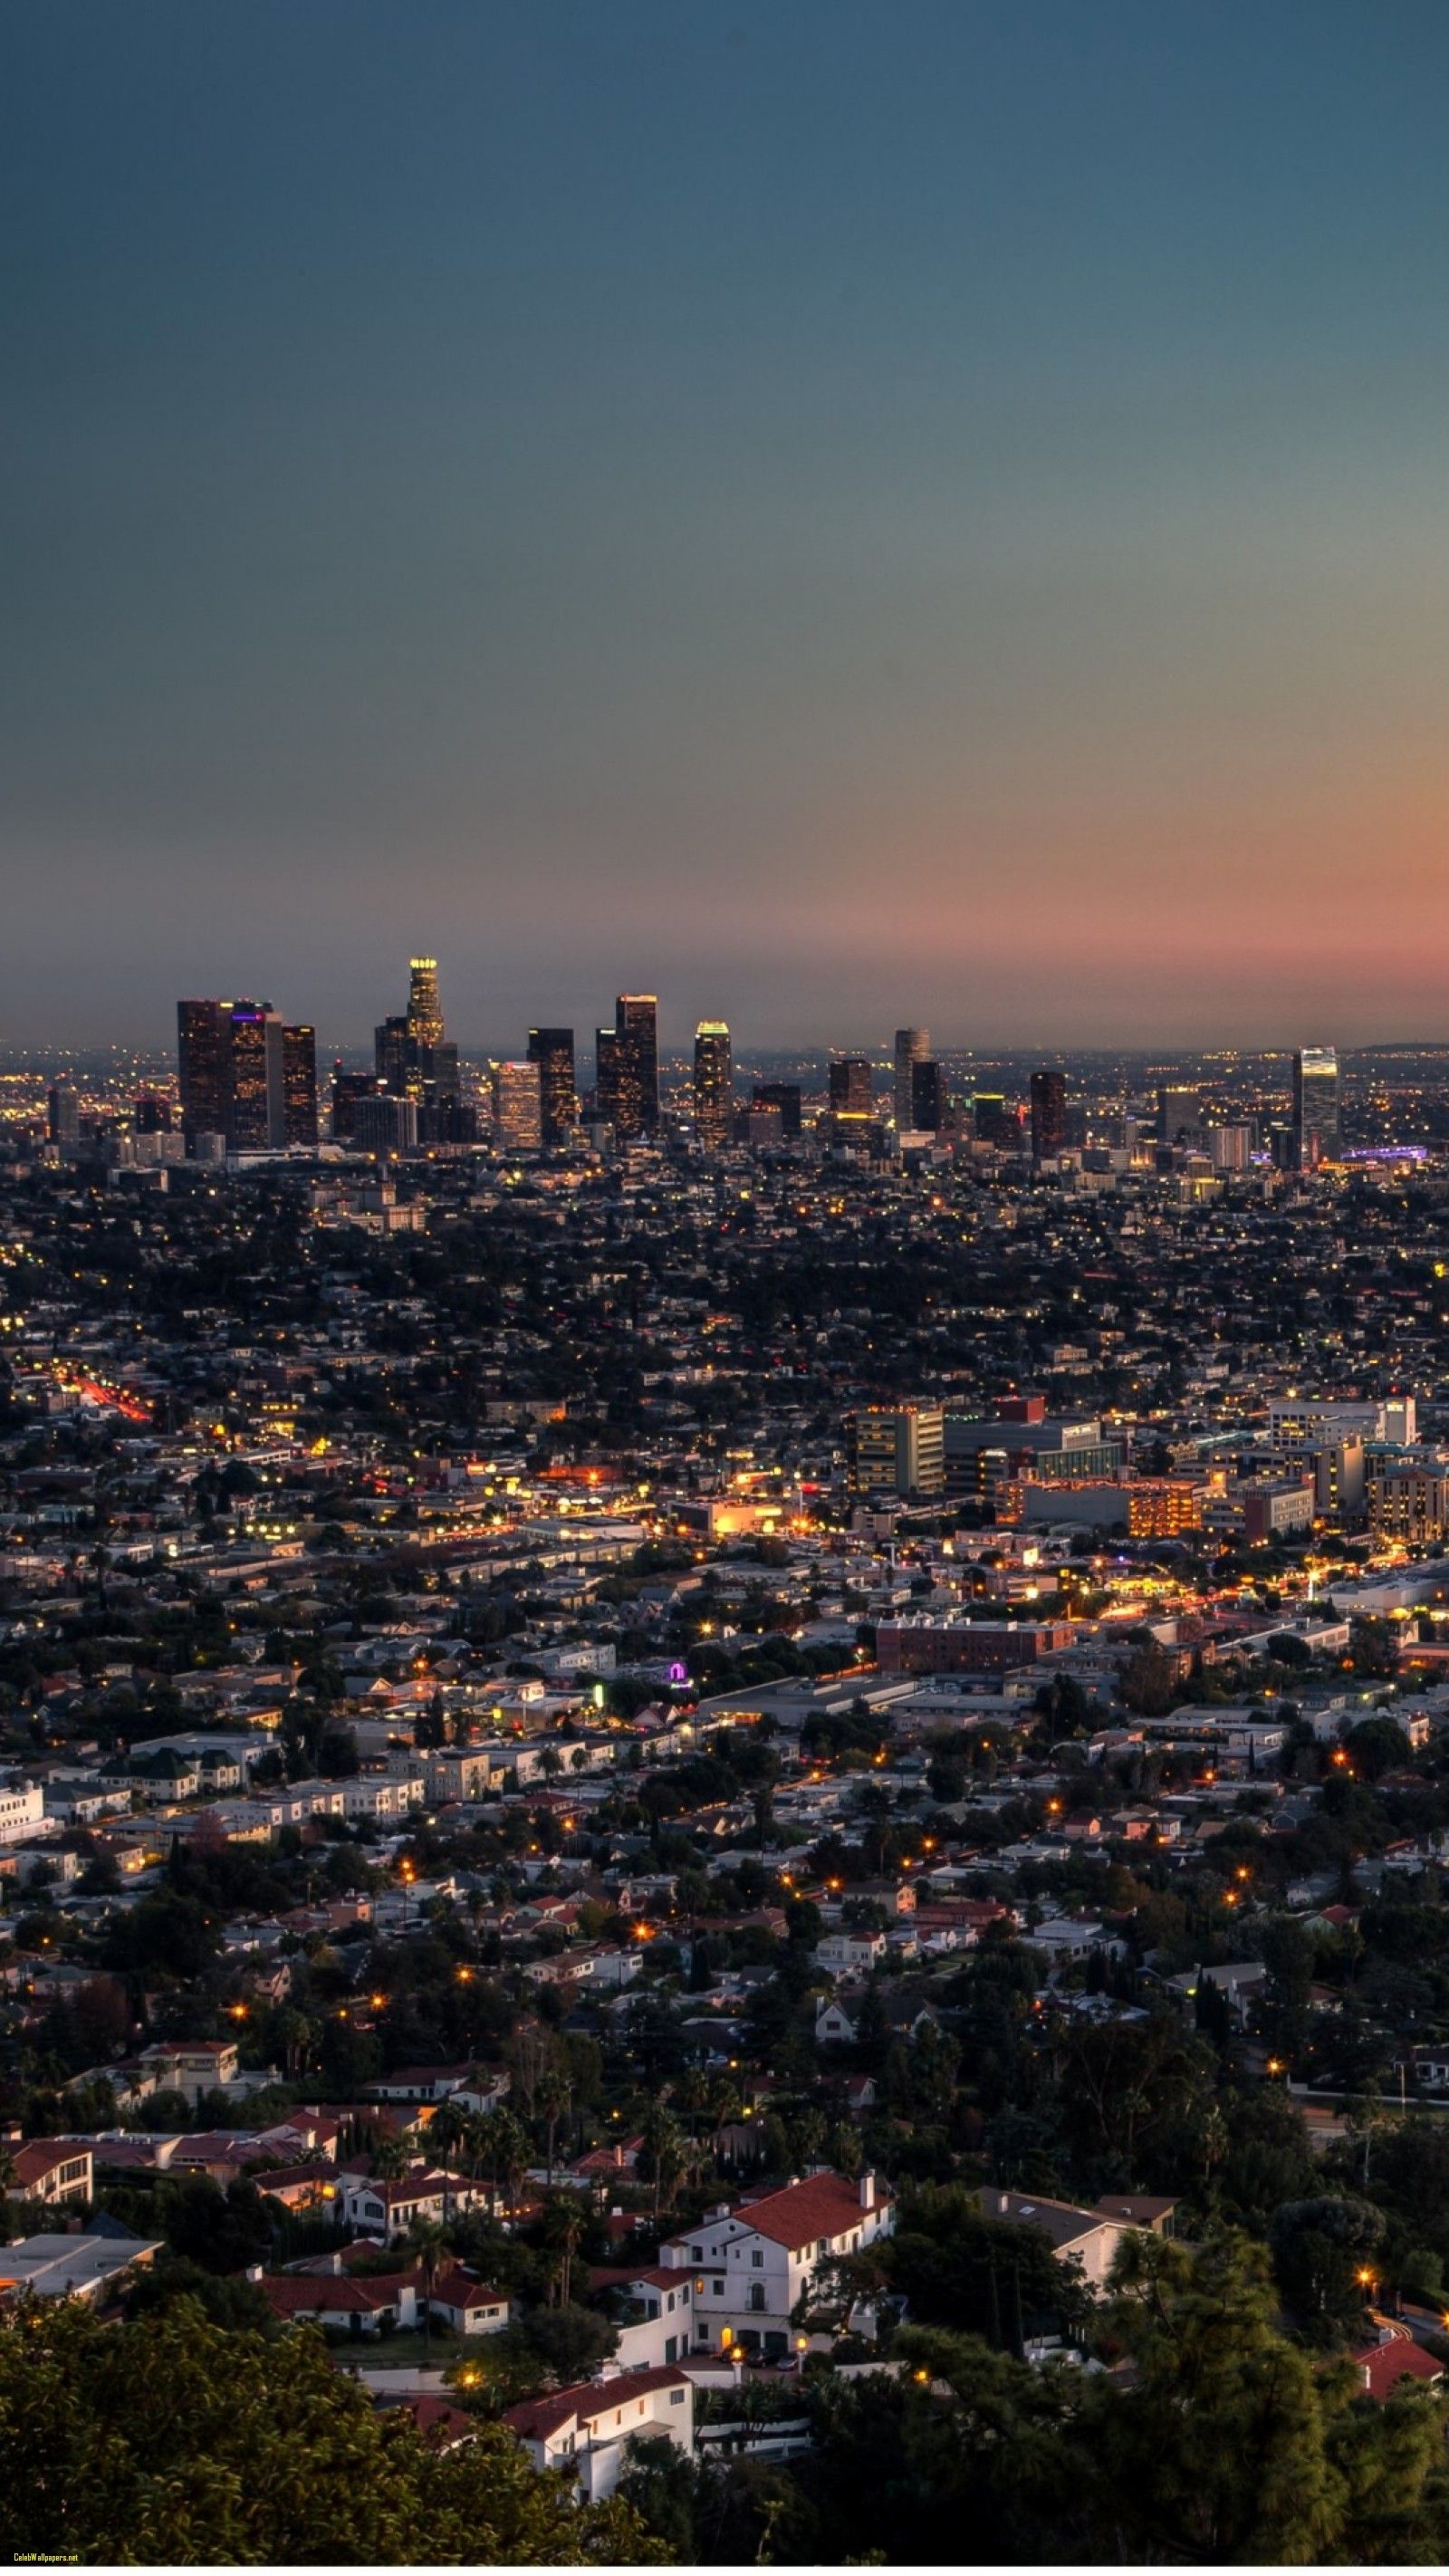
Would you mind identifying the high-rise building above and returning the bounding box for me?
[597,996,658,1140]
[47,1079,80,1152]
[178,1000,229,1141]
[753,1081,802,1137]
[492,1059,542,1150]
[693,1021,733,1149]
[1156,1082,1200,1146]
[893,1029,929,1129]
[375,958,459,1134]
[910,1059,944,1132]
[282,1024,319,1147]
[1292,1046,1339,1168]
[527,1028,577,1147]
[973,1091,1014,1148]
[852,1401,946,1497]
[227,1004,286,1149]
[331,1065,379,1142]
[134,1091,173,1135]
[354,1094,418,1154]
[830,1054,873,1117]
[407,956,445,1049]
[178,999,287,1149]
[1030,1069,1067,1162]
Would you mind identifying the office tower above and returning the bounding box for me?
[375,957,460,1137]
[613,995,659,1139]
[282,1024,319,1147]
[178,1000,229,1141]
[47,1079,80,1152]
[178,998,286,1149]
[893,1028,929,1129]
[1030,1068,1067,1161]
[134,1091,173,1134]
[693,1021,733,1149]
[407,956,445,1049]
[226,1004,286,1149]
[596,996,659,1141]
[830,1054,873,1116]
[753,1081,802,1137]
[1292,1045,1339,1169]
[1207,1122,1254,1172]
[852,1401,946,1497]
[910,1058,944,1132]
[374,1014,412,1091]
[1156,1081,1200,1146]
[492,1059,543,1150]
[973,1091,1014,1147]
[331,1065,378,1142]
[594,1025,621,1129]
[353,1094,418,1154]
[528,1027,577,1147]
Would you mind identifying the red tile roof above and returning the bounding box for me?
[504,2365,691,2445]
[1353,2339,1444,2402]
[733,2173,883,2252]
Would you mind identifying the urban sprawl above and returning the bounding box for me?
[11,963,1449,2556]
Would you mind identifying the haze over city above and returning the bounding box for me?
[7,0,1449,1049]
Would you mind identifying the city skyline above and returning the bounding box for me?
[8,2,1449,1047]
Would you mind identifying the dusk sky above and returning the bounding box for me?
[6,1,1449,1053]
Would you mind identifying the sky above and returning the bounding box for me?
[5,0,1449,1053]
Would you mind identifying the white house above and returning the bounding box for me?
[660,2170,892,2361]
[504,2365,694,2501]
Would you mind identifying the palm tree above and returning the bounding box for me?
[406,2216,448,2354]
[427,2100,472,2221]
[534,2071,571,2187]
[370,2129,410,2183]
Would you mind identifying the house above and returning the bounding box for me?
[10,2139,93,2208]
[134,2039,240,2101]
[976,2187,1173,2293]
[258,2270,421,2335]
[589,2264,696,2369]
[427,2266,510,2338]
[341,2168,483,2239]
[0,2228,161,2303]
[1351,2338,1444,2403]
[504,2365,694,2501]
[660,2169,893,2360]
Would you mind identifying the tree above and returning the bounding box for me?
[1077,2231,1348,2561]
[406,2217,449,2352]
[0,2295,660,2563]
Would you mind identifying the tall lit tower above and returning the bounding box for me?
[407,957,445,1047]
[1292,1046,1339,1169]
[1030,1068,1067,1162]
[693,1021,733,1149]
[893,1028,929,1129]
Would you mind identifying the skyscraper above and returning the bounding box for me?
[47,1078,80,1152]
[1030,1068,1067,1162]
[1156,1081,1200,1146]
[407,956,445,1049]
[226,1004,286,1149]
[178,1000,229,1141]
[693,1021,733,1149]
[178,998,286,1149]
[753,1081,802,1137]
[973,1091,1014,1147]
[527,1028,577,1147]
[600,995,659,1141]
[893,1028,929,1129]
[910,1058,944,1132]
[830,1054,873,1117]
[492,1059,542,1149]
[1292,1046,1339,1168]
[283,1024,319,1147]
[376,957,460,1133]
